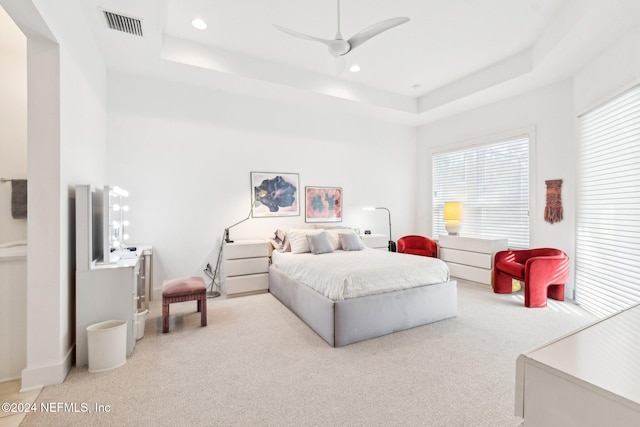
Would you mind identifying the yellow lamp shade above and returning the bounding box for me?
[443,202,463,221]
[444,202,463,235]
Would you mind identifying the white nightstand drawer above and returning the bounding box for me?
[440,247,492,269]
[223,239,271,297]
[226,273,269,296]
[226,257,268,276]
[360,234,388,249]
[225,240,270,259]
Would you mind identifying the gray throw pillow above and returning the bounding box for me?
[339,233,365,251]
[306,231,334,255]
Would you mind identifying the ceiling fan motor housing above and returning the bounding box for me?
[329,39,351,56]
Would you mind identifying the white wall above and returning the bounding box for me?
[417,79,576,294]
[0,5,27,244]
[106,72,417,289]
[573,25,640,115]
[417,24,640,301]
[2,0,107,389]
[56,0,108,372]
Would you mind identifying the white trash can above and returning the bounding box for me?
[135,309,148,340]
[86,320,127,372]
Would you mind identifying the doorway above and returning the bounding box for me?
[0,4,28,385]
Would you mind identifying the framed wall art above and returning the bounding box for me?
[305,186,342,223]
[251,172,300,217]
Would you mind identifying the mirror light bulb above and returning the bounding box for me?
[112,186,129,197]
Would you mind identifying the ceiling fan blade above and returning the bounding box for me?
[274,24,335,47]
[274,24,350,56]
[346,17,410,52]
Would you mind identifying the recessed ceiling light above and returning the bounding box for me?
[349,65,361,73]
[191,18,207,30]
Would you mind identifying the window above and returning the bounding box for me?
[576,84,640,317]
[432,136,530,248]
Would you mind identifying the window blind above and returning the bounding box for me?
[432,137,529,248]
[575,84,640,317]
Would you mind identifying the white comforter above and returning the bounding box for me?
[271,249,450,301]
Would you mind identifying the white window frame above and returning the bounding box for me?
[430,127,536,249]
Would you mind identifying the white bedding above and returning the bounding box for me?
[271,249,450,301]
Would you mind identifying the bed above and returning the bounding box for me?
[268,228,458,347]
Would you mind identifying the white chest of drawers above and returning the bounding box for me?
[359,233,389,250]
[515,304,640,426]
[438,235,508,285]
[224,239,270,297]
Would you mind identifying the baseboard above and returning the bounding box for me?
[0,374,21,383]
[20,345,73,392]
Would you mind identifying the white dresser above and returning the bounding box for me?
[515,304,640,426]
[75,249,150,367]
[224,239,270,297]
[75,185,153,367]
[360,233,388,250]
[438,235,507,285]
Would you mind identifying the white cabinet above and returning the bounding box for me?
[75,185,152,367]
[438,235,507,285]
[138,247,153,308]
[515,304,640,426]
[360,233,388,250]
[224,239,270,297]
[75,254,143,367]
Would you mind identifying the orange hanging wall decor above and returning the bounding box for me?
[544,179,563,224]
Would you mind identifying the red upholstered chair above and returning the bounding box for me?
[493,248,570,308]
[397,235,438,258]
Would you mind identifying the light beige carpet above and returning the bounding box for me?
[21,281,596,427]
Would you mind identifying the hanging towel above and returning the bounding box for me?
[11,179,27,219]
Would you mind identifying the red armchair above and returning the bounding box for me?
[397,235,438,258]
[493,248,569,308]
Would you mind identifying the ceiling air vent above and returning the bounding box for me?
[103,10,143,37]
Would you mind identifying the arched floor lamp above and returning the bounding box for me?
[363,206,396,252]
[206,209,253,298]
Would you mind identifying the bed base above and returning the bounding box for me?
[268,266,458,347]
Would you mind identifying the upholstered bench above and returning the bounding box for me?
[162,276,207,333]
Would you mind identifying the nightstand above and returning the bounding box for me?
[438,235,508,285]
[359,233,389,250]
[224,239,270,297]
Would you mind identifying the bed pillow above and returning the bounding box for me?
[339,233,365,251]
[288,229,323,254]
[326,228,356,250]
[306,232,334,255]
[325,229,342,250]
[269,228,291,252]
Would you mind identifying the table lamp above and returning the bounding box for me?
[444,202,462,235]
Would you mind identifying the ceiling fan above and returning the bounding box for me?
[274,0,409,64]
